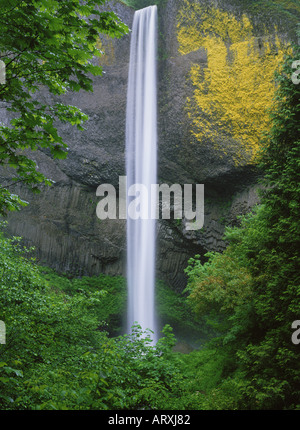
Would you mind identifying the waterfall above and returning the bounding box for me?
[126,6,158,342]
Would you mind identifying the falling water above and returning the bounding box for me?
[126,6,158,342]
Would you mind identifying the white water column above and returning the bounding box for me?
[126,6,158,342]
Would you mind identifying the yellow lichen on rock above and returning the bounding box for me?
[177,1,253,55]
[177,1,290,165]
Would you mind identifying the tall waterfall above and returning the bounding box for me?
[126,6,158,342]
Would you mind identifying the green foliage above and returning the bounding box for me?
[185,252,252,321]
[156,280,213,346]
[0,0,128,215]
[0,225,192,410]
[185,40,300,409]
[234,42,300,410]
[0,223,109,408]
[11,324,181,410]
[38,267,205,340]
[38,266,127,336]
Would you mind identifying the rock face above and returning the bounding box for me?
[2,0,299,290]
